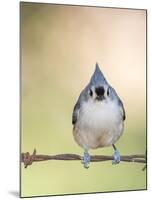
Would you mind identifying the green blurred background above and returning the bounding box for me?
[21,2,146,197]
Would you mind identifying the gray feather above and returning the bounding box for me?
[110,86,126,121]
[72,86,88,125]
[72,101,80,125]
[90,63,108,86]
[118,99,126,121]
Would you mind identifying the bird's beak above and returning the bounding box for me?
[96,95,105,101]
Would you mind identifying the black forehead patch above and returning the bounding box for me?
[95,87,105,96]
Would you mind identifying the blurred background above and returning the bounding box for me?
[21,2,146,197]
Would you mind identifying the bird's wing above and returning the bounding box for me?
[110,86,126,121]
[118,99,126,121]
[72,101,81,125]
[72,85,89,125]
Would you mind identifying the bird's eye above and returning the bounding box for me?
[107,87,110,96]
[89,89,93,97]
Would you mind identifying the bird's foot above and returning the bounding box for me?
[112,150,121,165]
[82,150,91,169]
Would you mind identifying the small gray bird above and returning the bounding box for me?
[72,63,126,168]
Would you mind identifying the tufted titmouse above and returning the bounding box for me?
[72,63,126,168]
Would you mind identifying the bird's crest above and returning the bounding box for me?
[90,63,108,86]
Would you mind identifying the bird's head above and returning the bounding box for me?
[87,63,110,102]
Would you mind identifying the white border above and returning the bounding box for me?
[0,0,150,199]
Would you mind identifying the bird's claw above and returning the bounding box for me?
[82,151,91,169]
[112,150,120,165]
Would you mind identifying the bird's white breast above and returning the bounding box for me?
[73,99,124,149]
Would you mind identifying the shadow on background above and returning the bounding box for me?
[8,190,19,198]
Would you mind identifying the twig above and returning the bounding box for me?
[21,149,146,169]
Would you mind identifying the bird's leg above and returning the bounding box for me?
[112,144,120,164]
[82,149,91,169]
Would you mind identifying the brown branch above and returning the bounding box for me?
[21,149,146,169]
